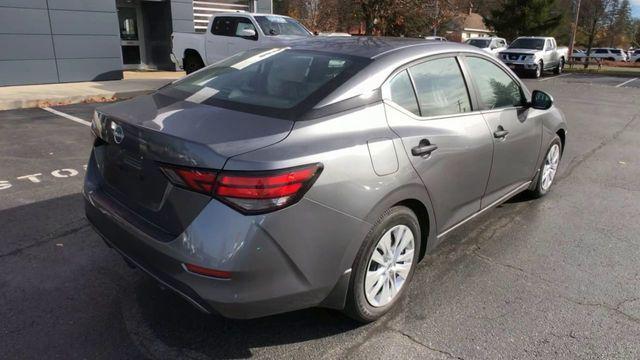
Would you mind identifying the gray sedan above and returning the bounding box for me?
[84,37,567,322]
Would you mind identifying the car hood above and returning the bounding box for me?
[503,49,541,55]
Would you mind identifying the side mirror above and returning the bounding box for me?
[238,28,256,38]
[530,90,553,110]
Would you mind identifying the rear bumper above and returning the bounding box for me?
[84,152,370,318]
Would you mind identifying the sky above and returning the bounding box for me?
[632,0,640,17]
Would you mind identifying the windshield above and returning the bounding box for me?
[255,16,311,36]
[509,38,545,50]
[467,39,491,48]
[162,49,369,118]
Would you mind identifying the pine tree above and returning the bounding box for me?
[485,0,564,40]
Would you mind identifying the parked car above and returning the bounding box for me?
[171,13,312,74]
[464,37,508,56]
[424,36,447,42]
[630,49,640,62]
[86,37,567,322]
[498,36,568,78]
[588,48,627,62]
[571,49,586,60]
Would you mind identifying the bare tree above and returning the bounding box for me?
[578,0,613,67]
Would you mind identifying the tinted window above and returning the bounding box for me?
[254,16,310,36]
[211,17,235,36]
[595,49,607,54]
[409,57,471,117]
[466,57,524,110]
[467,39,491,48]
[165,48,369,113]
[610,49,621,54]
[509,38,545,50]
[388,70,420,116]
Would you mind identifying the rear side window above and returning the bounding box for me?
[465,57,524,110]
[408,57,471,117]
[595,49,607,54]
[388,70,420,116]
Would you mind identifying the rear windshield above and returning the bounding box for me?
[255,16,311,36]
[467,39,490,48]
[162,48,370,118]
[509,38,545,50]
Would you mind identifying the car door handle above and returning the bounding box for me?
[411,140,438,156]
[494,128,509,138]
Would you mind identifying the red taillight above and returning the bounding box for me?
[161,163,322,214]
[183,263,231,279]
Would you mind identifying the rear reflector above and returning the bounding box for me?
[183,263,231,279]
[161,163,322,214]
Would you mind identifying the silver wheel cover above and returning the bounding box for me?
[364,224,415,307]
[541,143,560,191]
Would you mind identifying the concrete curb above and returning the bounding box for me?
[0,89,155,111]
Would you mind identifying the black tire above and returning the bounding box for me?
[529,135,562,198]
[533,61,543,78]
[554,58,564,74]
[183,52,204,74]
[344,206,421,323]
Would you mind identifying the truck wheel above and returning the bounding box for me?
[184,53,204,75]
[533,61,543,78]
[554,58,564,74]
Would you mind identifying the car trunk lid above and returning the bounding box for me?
[92,93,294,237]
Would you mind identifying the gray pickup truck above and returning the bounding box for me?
[499,37,568,78]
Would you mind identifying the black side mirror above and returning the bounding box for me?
[530,90,554,110]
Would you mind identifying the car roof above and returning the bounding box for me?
[285,36,469,60]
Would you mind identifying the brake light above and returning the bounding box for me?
[183,263,231,279]
[161,163,322,214]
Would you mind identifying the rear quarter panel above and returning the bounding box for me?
[224,103,436,277]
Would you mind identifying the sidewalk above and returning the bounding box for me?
[0,71,185,111]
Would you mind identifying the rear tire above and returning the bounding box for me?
[184,52,204,75]
[529,135,562,198]
[344,206,421,323]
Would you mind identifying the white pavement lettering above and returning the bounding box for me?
[51,169,79,178]
[17,173,43,183]
[1,166,85,191]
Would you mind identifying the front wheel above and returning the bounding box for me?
[529,135,562,198]
[554,58,564,74]
[533,61,543,78]
[344,206,421,323]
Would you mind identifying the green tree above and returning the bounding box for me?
[485,0,564,40]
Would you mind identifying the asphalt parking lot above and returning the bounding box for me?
[1,72,640,359]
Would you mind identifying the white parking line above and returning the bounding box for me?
[615,78,638,88]
[538,73,571,82]
[42,107,91,127]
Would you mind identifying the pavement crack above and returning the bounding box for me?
[391,328,463,359]
[0,221,89,258]
[559,295,640,325]
[559,114,638,182]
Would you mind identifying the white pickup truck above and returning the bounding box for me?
[498,37,568,78]
[171,13,312,74]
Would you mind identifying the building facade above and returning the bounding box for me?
[0,0,272,86]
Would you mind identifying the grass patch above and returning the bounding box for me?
[565,65,640,77]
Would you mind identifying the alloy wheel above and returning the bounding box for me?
[541,144,560,190]
[364,224,415,307]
